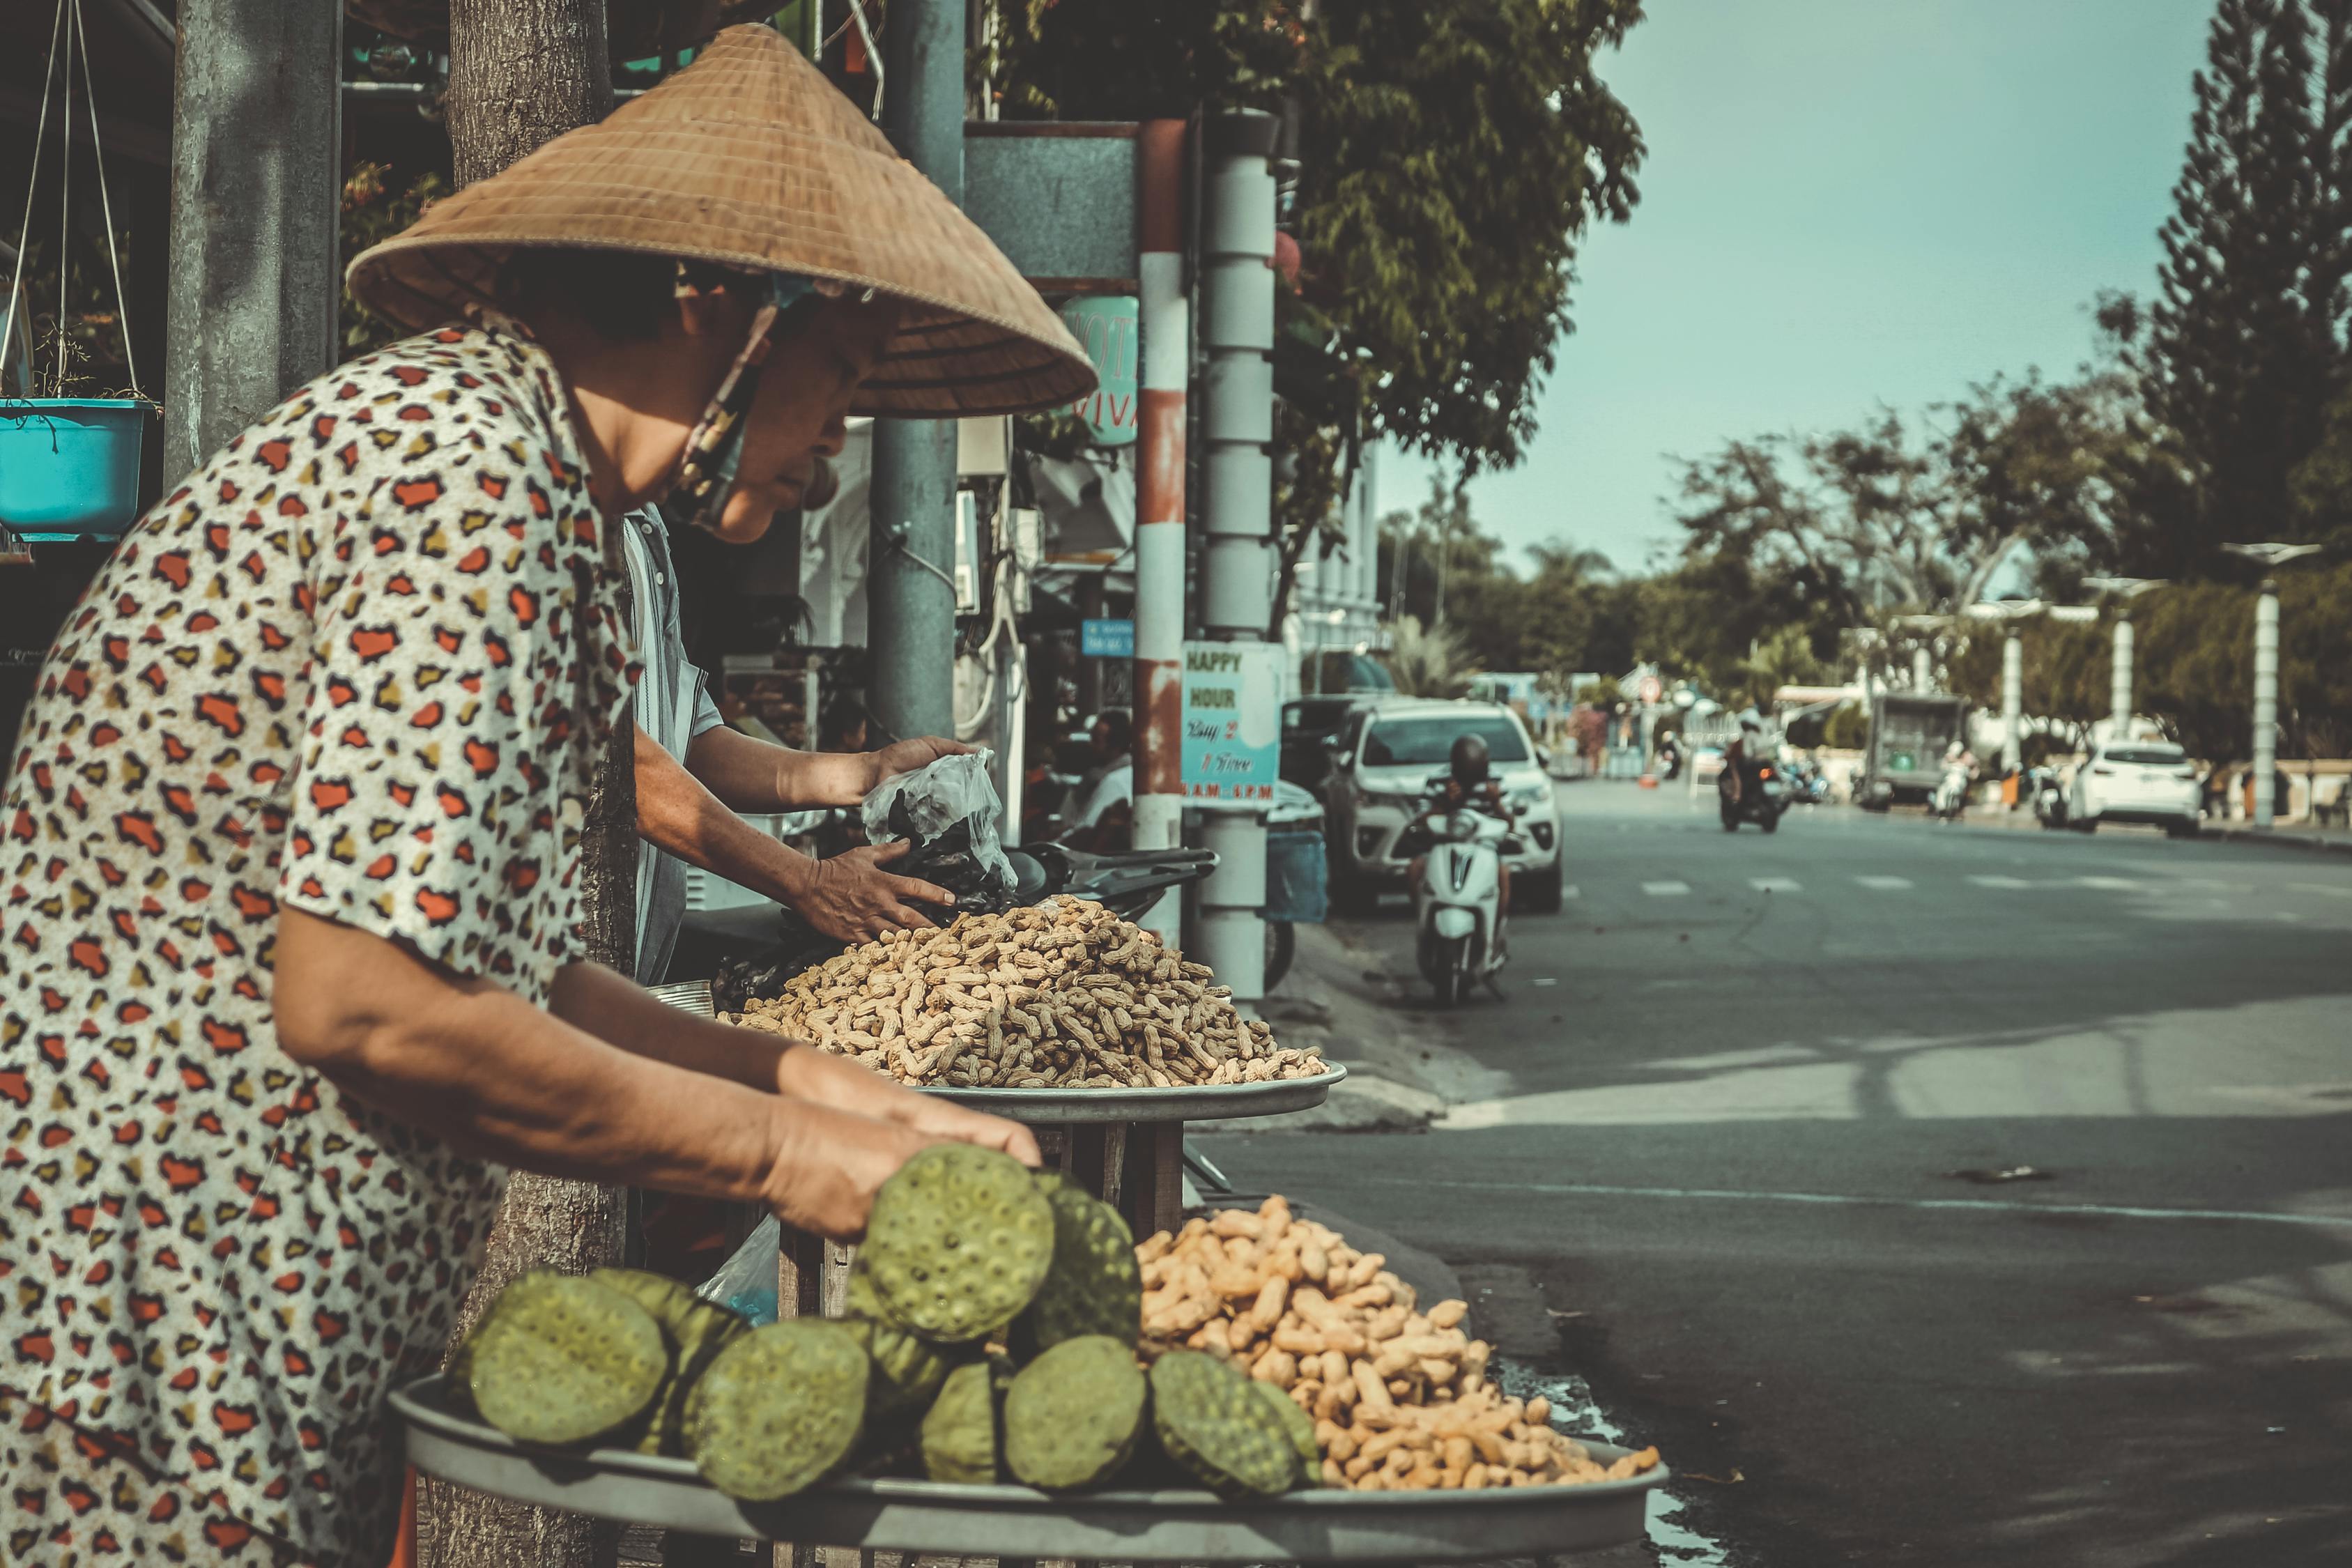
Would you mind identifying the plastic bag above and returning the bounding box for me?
[695,1215,781,1325]
[860,749,1017,910]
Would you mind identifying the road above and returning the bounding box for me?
[1199,785,2352,1567]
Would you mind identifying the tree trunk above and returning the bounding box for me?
[421,8,631,1568]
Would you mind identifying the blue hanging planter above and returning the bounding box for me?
[0,399,151,541]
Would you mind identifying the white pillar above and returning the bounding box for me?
[1912,646,1932,693]
[1130,120,1188,948]
[1193,109,1278,1002]
[2001,632,2023,775]
[2110,616,2133,739]
[2253,581,2279,828]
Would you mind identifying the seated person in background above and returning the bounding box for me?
[820,694,872,753]
[1069,709,1135,852]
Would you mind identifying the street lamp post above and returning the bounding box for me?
[2110,615,2133,739]
[2001,632,2024,775]
[2253,579,2280,829]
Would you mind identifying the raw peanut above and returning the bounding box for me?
[1250,1348,1298,1388]
[1321,1458,1346,1487]
[1383,1450,1415,1479]
[1351,1360,1395,1414]
[1313,1386,1345,1423]
[1300,1241,1330,1282]
[1211,1210,1263,1240]
[1365,1305,1410,1340]
[1209,1266,1263,1299]
[1317,1348,1351,1388]
[1442,1435,1475,1473]
[1371,1343,1418,1380]
[1463,1463,1491,1491]
[1346,1253,1386,1289]
[1470,1429,1506,1464]
[1426,1299,1468,1330]
[1271,1325,1325,1355]
[1248,1275,1291,1330]
[1343,1454,1376,1481]
[1524,1396,1552,1427]
[1359,1429,1410,1464]
[1417,1358,1459,1385]
[1318,1422,1355,1462]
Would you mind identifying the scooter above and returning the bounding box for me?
[1411,795,1514,1006]
[1929,762,1973,822]
[2031,769,2069,829]
[1718,760,1788,833]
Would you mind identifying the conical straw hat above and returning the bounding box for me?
[346,24,1095,417]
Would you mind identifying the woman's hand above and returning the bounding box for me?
[758,1102,944,1240]
[794,840,954,939]
[776,1043,1041,1167]
[863,735,976,793]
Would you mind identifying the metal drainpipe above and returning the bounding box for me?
[1192,109,1279,1001]
[867,0,962,744]
[2253,581,2279,827]
[2001,632,2024,776]
[1132,119,1190,948]
[2110,615,2133,740]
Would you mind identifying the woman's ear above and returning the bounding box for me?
[675,285,755,341]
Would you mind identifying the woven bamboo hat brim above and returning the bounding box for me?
[345,24,1095,417]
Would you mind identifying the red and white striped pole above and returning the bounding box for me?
[1131,118,1189,947]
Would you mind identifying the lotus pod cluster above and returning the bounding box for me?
[861,1143,1057,1344]
[1018,1172,1144,1353]
[919,1360,999,1484]
[1002,1336,1148,1491]
[1149,1350,1307,1497]
[840,1260,957,1423]
[684,1321,870,1502]
[589,1268,749,1455]
[463,1271,670,1447]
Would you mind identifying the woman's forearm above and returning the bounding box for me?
[636,725,818,903]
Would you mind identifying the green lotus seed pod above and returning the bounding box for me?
[1018,1179,1144,1353]
[1251,1380,1321,1485]
[862,1144,1054,1344]
[589,1268,748,1455]
[843,1257,955,1422]
[466,1271,668,1447]
[1002,1336,1147,1492]
[921,1360,1000,1485]
[684,1320,869,1501]
[1148,1350,1301,1498]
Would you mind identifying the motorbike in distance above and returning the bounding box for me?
[1929,748,1977,822]
[1407,778,1515,1006]
[1718,756,1789,832]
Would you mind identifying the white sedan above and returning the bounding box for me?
[2068,741,2201,838]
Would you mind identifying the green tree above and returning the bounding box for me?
[1382,614,1473,697]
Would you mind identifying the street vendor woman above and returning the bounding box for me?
[0,26,1092,1568]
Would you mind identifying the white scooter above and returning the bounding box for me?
[1412,802,1514,1006]
[1929,758,1974,822]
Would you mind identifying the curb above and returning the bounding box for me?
[2209,827,2352,856]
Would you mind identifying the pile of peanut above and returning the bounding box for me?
[725,899,1326,1090]
[1139,1199,1662,1491]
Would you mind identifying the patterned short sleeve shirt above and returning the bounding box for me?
[0,320,636,1566]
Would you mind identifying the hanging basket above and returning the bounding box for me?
[0,398,149,539]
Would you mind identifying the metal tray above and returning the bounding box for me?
[918,1064,1347,1124]
[393,1374,1660,1563]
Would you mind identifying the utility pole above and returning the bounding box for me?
[1911,646,1932,693]
[421,7,625,1568]
[1131,119,1189,948]
[2001,631,2023,776]
[2252,580,2279,827]
[162,0,341,474]
[2110,615,2133,739]
[1193,107,1278,1002]
[867,0,964,745]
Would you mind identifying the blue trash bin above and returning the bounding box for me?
[1265,829,1328,925]
[1,399,150,539]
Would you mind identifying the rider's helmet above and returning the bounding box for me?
[1450,732,1491,787]
[1738,709,1763,734]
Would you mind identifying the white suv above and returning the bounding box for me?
[1323,700,1565,909]
[2068,741,2201,838]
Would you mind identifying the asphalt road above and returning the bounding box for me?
[1198,785,2352,1567]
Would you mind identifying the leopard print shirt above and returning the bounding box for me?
[1,321,636,1567]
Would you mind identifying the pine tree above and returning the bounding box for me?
[2139,0,2351,571]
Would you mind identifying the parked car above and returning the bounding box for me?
[2068,741,2201,837]
[1323,699,1565,912]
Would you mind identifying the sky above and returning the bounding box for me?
[1371,0,2221,574]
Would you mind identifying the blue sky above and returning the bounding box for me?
[1374,0,2220,572]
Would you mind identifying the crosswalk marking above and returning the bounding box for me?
[1563,884,1582,900]
[2073,876,2146,891]
[1854,875,1914,890]
[1967,875,2035,889]
[1641,880,1691,897]
[2291,882,2352,899]
[1749,877,1803,893]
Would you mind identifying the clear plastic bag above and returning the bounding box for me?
[860,748,1016,905]
[695,1215,780,1325]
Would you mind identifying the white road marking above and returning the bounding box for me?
[2291,882,2352,899]
[1642,879,1691,897]
[2073,875,2146,891]
[1562,884,1581,900]
[1854,875,1913,890]
[1749,877,1803,893]
[1967,875,2036,889]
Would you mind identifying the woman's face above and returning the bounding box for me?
[712,298,900,543]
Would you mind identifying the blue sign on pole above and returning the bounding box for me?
[1081,618,1135,659]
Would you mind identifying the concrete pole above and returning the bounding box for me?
[2001,631,2023,775]
[1131,119,1189,948]
[2253,581,2279,827]
[1193,109,1278,1001]
[162,0,341,475]
[1357,442,1381,635]
[1911,646,1932,693]
[2110,615,2133,740]
[867,0,963,745]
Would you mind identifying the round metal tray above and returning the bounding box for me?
[393,1374,1660,1563]
[918,1064,1347,1124]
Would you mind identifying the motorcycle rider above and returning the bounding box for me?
[1721,710,1770,805]
[1407,732,1515,927]
[1935,740,1978,817]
